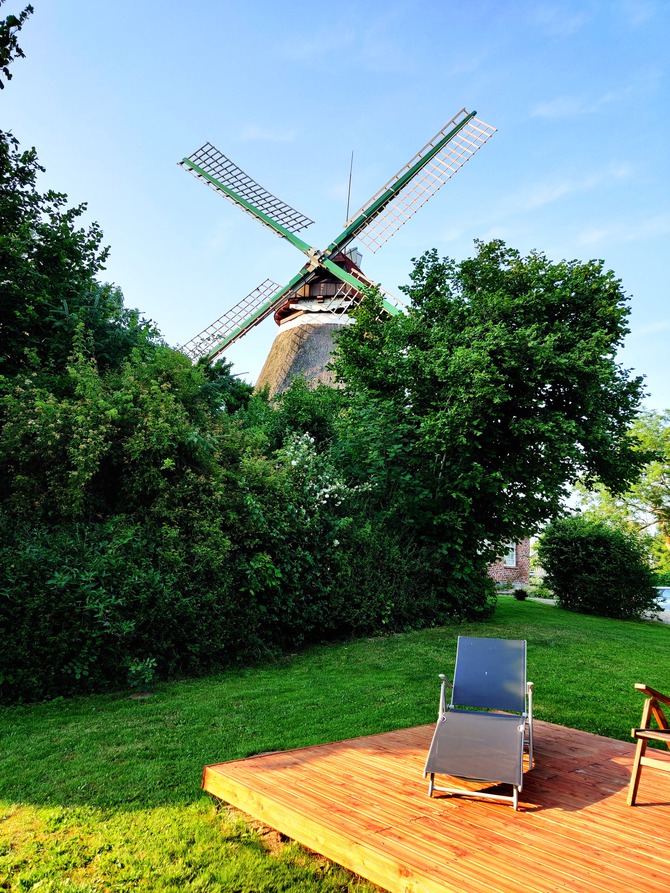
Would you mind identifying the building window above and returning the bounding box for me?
[503,543,517,568]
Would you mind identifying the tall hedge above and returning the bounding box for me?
[537,516,659,620]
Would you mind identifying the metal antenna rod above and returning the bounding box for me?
[345,150,354,222]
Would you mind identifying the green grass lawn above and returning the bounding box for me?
[1,599,669,891]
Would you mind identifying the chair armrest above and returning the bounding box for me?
[438,674,452,718]
[631,727,670,741]
[635,683,670,707]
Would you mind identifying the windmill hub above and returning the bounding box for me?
[305,246,323,271]
[274,249,365,326]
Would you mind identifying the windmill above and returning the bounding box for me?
[178,108,496,395]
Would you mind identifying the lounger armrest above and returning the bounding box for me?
[634,683,670,707]
[438,673,452,717]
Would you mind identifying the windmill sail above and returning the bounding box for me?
[179,143,315,239]
[179,278,283,362]
[341,110,496,252]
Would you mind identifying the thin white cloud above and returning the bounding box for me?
[531,68,662,120]
[532,96,591,119]
[522,179,585,210]
[275,9,421,75]
[438,225,466,243]
[532,88,629,119]
[238,124,296,143]
[633,319,670,337]
[278,25,356,64]
[617,0,659,26]
[503,162,632,215]
[531,4,590,37]
[579,213,670,246]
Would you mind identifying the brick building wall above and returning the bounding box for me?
[488,538,531,586]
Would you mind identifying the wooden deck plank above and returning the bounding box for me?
[203,720,670,893]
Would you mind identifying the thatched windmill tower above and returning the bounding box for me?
[253,247,364,395]
[178,109,496,395]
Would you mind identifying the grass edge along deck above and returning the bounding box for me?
[202,721,670,893]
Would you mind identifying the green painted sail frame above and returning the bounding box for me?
[326,109,477,254]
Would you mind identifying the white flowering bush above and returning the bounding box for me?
[277,432,354,508]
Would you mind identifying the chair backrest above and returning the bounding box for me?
[452,636,527,713]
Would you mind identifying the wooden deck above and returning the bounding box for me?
[203,720,670,893]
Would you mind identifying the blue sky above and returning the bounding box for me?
[5,0,669,408]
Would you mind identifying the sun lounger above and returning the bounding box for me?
[424,636,534,810]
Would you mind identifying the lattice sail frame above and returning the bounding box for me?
[179,278,282,361]
[179,143,314,236]
[345,111,497,252]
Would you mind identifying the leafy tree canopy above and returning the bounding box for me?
[0,130,162,379]
[333,240,647,562]
[578,409,670,571]
[0,1,32,88]
[241,377,346,456]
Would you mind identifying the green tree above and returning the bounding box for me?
[0,130,162,379]
[241,377,346,455]
[579,409,670,571]
[333,241,647,604]
[0,335,272,700]
[0,1,32,89]
[198,357,254,415]
[0,333,253,521]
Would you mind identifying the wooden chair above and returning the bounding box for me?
[627,683,670,806]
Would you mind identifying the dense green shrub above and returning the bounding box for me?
[332,521,493,633]
[0,409,498,703]
[537,516,659,620]
[0,513,250,702]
